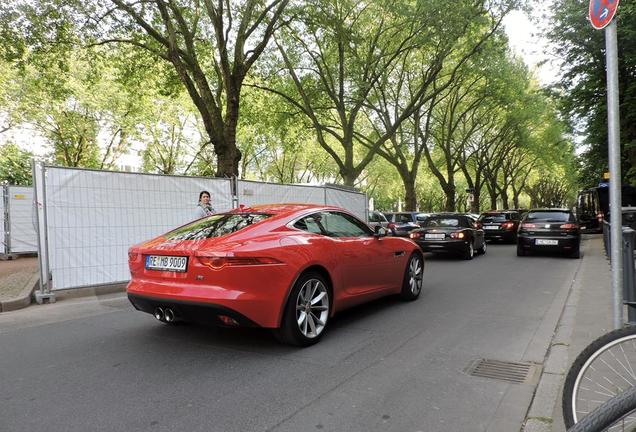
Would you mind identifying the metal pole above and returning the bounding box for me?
[2,183,9,256]
[32,160,45,297]
[606,20,623,329]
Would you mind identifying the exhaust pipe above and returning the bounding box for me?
[154,307,165,322]
[164,308,176,323]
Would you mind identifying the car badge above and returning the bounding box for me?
[196,275,204,280]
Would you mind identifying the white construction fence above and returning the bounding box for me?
[32,164,368,299]
[1,185,38,256]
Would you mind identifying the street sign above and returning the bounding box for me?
[589,0,620,30]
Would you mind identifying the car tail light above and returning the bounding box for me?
[128,252,139,261]
[502,222,514,229]
[409,232,422,239]
[560,223,578,229]
[450,232,465,239]
[597,212,604,221]
[475,222,482,229]
[198,256,282,270]
[521,223,536,229]
[388,223,396,230]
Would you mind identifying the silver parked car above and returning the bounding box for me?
[368,210,390,230]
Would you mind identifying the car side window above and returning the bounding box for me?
[294,213,326,235]
[322,212,372,238]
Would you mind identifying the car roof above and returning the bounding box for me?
[231,203,343,217]
[527,208,570,212]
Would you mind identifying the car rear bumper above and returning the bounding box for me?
[127,277,288,328]
[484,230,516,241]
[518,234,580,252]
[128,293,260,327]
[414,239,469,253]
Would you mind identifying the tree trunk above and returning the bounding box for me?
[400,172,417,211]
[471,190,481,213]
[500,189,509,209]
[443,184,456,212]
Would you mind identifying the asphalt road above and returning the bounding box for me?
[0,241,585,432]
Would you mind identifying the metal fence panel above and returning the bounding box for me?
[325,187,368,222]
[8,186,37,253]
[237,180,325,207]
[44,167,232,290]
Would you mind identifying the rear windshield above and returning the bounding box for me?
[165,213,272,240]
[525,211,573,222]
[479,213,515,223]
[423,218,460,227]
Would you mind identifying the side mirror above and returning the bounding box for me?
[374,226,388,237]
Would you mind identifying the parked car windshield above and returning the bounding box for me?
[165,213,272,240]
[525,211,573,222]
[479,213,514,223]
[394,213,414,223]
[423,217,460,227]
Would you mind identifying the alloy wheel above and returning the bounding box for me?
[408,256,423,295]
[295,279,329,339]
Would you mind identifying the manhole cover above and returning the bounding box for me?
[465,359,541,384]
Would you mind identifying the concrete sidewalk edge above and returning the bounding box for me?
[0,272,39,313]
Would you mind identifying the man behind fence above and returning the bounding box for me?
[194,190,216,219]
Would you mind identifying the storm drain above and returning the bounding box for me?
[465,359,541,385]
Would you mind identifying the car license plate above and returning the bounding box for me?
[145,255,188,272]
[425,233,446,240]
[484,225,499,230]
[536,239,558,246]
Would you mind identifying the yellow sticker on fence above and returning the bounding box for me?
[13,194,26,200]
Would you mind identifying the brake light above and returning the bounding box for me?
[409,232,422,239]
[502,222,514,229]
[198,256,282,270]
[560,223,578,229]
[128,252,139,261]
[521,223,536,229]
[450,232,465,239]
[597,212,604,221]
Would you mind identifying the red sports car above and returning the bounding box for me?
[127,204,424,346]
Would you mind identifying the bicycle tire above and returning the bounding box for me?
[567,385,636,432]
[563,326,636,428]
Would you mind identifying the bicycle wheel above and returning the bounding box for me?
[563,326,636,428]
[567,385,636,432]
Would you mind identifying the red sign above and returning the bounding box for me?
[589,0,620,30]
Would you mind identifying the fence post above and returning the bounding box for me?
[623,227,636,324]
[32,161,55,304]
[2,183,11,258]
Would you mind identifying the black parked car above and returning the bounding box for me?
[478,210,522,243]
[383,212,430,237]
[409,213,486,260]
[517,208,581,258]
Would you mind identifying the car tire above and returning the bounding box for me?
[477,241,487,255]
[570,247,581,259]
[463,242,474,260]
[400,252,424,301]
[517,245,526,256]
[275,271,331,347]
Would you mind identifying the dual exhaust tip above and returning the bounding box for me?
[154,307,176,323]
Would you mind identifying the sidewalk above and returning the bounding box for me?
[523,234,613,432]
[0,256,39,312]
